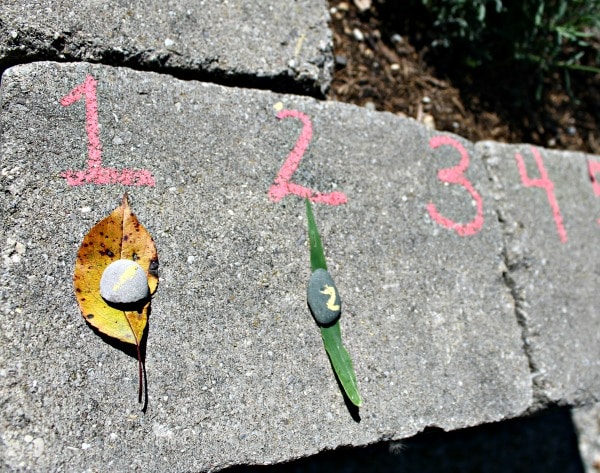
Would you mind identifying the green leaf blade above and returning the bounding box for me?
[305,199,327,272]
[306,198,362,408]
[320,322,363,407]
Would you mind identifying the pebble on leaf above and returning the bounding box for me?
[307,268,342,326]
[100,259,149,304]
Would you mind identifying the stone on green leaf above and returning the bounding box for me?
[307,268,341,326]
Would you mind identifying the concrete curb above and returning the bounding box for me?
[1,2,599,470]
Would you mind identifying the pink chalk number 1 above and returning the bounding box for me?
[60,75,155,186]
[268,110,347,206]
[427,136,484,236]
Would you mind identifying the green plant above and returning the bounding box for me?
[409,0,600,98]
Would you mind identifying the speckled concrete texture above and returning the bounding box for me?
[480,141,600,409]
[0,0,333,95]
[0,62,533,471]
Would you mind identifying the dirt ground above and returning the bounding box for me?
[328,1,600,154]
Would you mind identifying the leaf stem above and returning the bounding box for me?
[136,342,143,404]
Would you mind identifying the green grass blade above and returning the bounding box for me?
[320,322,363,407]
[305,199,327,272]
[306,198,362,407]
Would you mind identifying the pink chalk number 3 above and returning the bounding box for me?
[427,136,484,236]
[60,75,155,186]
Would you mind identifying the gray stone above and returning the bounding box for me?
[99,259,150,304]
[0,62,532,472]
[479,141,600,408]
[0,0,334,95]
[307,268,341,325]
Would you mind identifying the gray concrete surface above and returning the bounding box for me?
[1,61,534,471]
[573,403,600,473]
[0,0,333,95]
[480,142,600,408]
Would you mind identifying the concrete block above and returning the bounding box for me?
[0,0,333,95]
[1,62,531,471]
[480,141,600,407]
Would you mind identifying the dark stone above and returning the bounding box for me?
[307,268,341,325]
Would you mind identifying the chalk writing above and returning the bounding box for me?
[587,159,600,224]
[320,285,340,311]
[60,75,155,186]
[268,109,347,205]
[515,146,567,243]
[427,135,484,236]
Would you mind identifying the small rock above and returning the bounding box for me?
[364,101,376,111]
[422,114,436,130]
[100,260,149,304]
[335,55,348,67]
[307,269,342,326]
[353,0,371,12]
[32,438,44,457]
[352,28,364,42]
[390,33,404,44]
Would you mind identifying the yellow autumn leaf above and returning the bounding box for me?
[73,193,158,403]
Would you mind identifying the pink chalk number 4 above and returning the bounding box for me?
[268,109,347,206]
[588,159,600,225]
[514,147,567,243]
[60,75,155,186]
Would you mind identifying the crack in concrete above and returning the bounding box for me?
[0,26,329,98]
[477,143,550,413]
[495,211,551,412]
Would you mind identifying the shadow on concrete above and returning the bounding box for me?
[328,354,361,423]
[86,308,150,411]
[223,407,585,473]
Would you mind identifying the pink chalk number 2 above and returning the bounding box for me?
[268,109,347,206]
[60,75,155,186]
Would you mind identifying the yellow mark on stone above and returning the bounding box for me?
[320,285,340,311]
[294,33,306,58]
[273,101,284,112]
[112,263,140,292]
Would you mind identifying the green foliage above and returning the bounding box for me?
[409,0,600,98]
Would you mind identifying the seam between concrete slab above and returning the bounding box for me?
[478,144,547,413]
[496,212,549,413]
[0,35,326,98]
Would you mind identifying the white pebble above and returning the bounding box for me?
[352,28,364,42]
[100,260,149,304]
[32,438,44,457]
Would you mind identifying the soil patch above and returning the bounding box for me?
[328,1,600,154]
